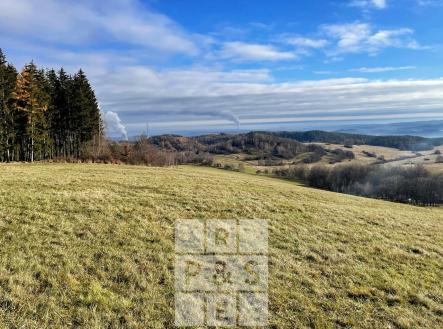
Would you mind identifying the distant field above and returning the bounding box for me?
[315,143,416,162]
[214,143,443,175]
[318,143,443,172]
[0,164,442,328]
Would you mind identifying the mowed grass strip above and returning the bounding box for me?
[0,163,442,328]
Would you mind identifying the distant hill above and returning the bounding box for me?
[147,130,443,157]
[149,132,324,159]
[272,130,443,151]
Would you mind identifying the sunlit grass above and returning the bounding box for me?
[0,163,442,328]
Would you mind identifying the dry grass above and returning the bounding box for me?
[213,144,443,174]
[316,143,417,162]
[385,146,443,173]
[0,163,442,328]
[318,143,443,172]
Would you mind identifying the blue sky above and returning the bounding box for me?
[1,0,443,137]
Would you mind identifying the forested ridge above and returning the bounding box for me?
[0,49,101,162]
[149,132,323,158]
[273,130,443,151]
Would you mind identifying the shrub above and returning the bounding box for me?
[303,150,325,164]
[331,148,355,162]
[363,150,377,158]
[343,140,354,148]
[275,166,307,181]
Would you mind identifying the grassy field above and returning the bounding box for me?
[318,143,443,172]
[214,144,443,176]
[0,163,442,328]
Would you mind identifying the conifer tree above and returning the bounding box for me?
[0,49,17,161]
[70,69,101,156]
[58,68,72,156]
[46,68,59,157]
[13,62,49,162]
[46,68,71,157]
[0,50,102,162]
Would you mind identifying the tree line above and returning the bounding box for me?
[0,49,102,162]
[273,130,443,151]
[276,164,443,206]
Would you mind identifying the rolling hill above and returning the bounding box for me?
[148,130,443,153]
[272,130,443,151]
[0,164,442,328]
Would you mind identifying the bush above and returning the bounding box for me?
[362,150,377,158]
[223,164,237,171]
[275,166,307,181]
[303,150,325,164]
[343,140,354,148]
[307,166,331,189]
[330,148,355,162]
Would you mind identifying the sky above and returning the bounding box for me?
[1,0,443,137]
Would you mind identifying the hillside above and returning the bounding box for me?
[149,132,322,159]
[272,130,443,151]
[148,130,443,154]
[0,164,442,328]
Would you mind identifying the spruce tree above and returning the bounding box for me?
[13,62,49,161]
[47,68,71,157]
[59,68,73,157]
[70,69,101,156]
[46,69,59,157]
[34,68,51,160]
[0,49,17,161]
[0,52,102,162]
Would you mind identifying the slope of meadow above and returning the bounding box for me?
[0,164,442,328]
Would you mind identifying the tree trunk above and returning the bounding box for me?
[30,116,34,162]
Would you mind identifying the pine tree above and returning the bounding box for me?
[46,68,70,158]
[0,49,18,161]
[13,62,49,162]
[46,69,59,157]
[1,52,102,162]
[34,68,51,160]
[70,69,101,157]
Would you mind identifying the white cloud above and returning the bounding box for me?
[315,66,417,74]
[322,23,419,55]
[5,44,435,134]
[373,0,387,8]
[368,28,413,47]
[287,37,328,49]
[0,0,198,55]
[314,70,336,75]
[351,66,416,73]
[219,42,297,61]
[91,63,443,132]
[350,0,387,9]
[0,0,436,134]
